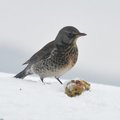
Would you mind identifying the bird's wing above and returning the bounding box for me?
[23,41,55,65]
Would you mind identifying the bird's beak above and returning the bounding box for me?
[79,32,87,36]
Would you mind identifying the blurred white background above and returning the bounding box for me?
[0,0,120,86]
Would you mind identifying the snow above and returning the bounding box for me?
[0,72,120,120]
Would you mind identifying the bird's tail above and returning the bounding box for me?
[14,69,28,79]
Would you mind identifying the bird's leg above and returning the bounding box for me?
[40,77,45,84]
[55,77,63,84]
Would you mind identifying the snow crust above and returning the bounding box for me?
[0,72,120,120]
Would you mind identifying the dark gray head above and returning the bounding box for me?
[55,26,87,45]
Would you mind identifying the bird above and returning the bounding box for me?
[15,26,87,84]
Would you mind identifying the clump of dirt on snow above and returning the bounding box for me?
[65,80,90,97]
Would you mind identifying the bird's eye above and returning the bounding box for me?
[68,33,74,38]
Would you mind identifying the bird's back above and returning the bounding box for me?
[23,41,55,65]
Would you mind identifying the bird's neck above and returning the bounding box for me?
[56,40,77,52]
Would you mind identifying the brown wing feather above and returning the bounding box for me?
[23,41,55,65]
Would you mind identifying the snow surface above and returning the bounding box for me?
[0,72,120,120]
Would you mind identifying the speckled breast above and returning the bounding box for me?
[32,43,78,78]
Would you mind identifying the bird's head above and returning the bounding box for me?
[55,26,87,45]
